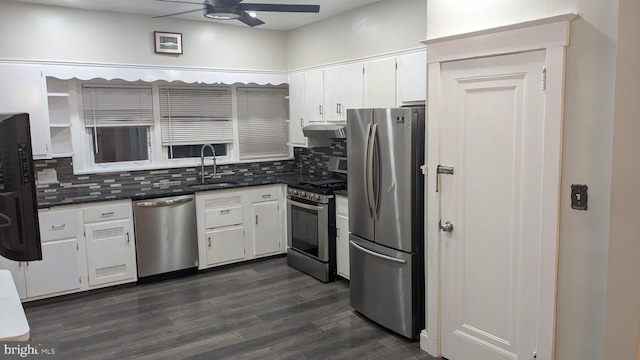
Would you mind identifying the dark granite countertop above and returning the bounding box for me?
[334,189,348,197]
[37,175,303,209]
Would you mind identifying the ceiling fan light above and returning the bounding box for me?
[203,5,242,20]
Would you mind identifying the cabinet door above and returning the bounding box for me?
[364,57,397,108]
[85,219,135,286]
[336,214,350,280]
[0,257,26,299]
[396,51,427,106]
[324,63,364,122]
[252,200,281,257]
[288,72,307,147]
[304,69,325,123]
[24,239,80,298]
[0,64,50,158]
[205,226,246,266]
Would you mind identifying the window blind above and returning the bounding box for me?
[81,85,154,127]
[237,87,289,160]
[159,87,234,146]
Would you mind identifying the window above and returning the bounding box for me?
[74,80,291,174]
[237,87,290,160]
[159,86,233,160]
[81,84,153,164]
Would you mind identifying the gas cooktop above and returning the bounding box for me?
[289,178,347,195]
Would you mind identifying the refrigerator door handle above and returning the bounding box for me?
[350,240,407,264]
[364,123,374,219]
[368,123,379,220]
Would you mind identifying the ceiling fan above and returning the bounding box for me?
[153,0,321,27]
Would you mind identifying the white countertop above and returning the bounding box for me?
[0,269,30,341]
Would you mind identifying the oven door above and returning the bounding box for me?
[287,197,329,262]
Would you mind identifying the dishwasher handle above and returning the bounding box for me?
[136,196,193,208]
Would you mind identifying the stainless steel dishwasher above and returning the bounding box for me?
[133,194,198,279]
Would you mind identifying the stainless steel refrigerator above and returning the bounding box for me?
[347,107,425,339]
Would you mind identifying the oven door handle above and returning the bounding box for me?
[287,199,326,212]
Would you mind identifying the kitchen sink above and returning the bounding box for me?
[188,181,239,191]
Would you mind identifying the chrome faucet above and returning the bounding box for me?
[200,144,217,183]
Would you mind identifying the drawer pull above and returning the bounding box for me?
[101,212,115,217]
[220,210,231,215]
[261,194,271,199]
[208,237,211,247]
[51,224,66,230]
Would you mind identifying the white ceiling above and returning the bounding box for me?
[9,0,383,31]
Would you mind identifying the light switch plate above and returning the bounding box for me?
[571,184,588,210]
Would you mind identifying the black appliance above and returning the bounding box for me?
[286,158,347,283]
[0,113,42,261]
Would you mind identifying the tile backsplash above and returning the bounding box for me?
[34,139,347,206]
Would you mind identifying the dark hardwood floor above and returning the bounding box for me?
[23,256,438,359]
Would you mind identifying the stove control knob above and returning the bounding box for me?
[314,195,320,201]
[299,191,306,197]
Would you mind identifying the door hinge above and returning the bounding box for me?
[79,276,82,284]
[542,67,547,91]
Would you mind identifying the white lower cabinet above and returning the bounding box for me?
[197,190,246,269]
[205,226,246,266]
[197,185,286,270]
[0,206,82,300]
[335,195,350,280]
[250,186,285,258]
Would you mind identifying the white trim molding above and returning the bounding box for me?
[421,14,576,360]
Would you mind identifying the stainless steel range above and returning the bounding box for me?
[286,159,347,283]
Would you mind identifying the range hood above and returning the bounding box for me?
[302,123,346,138]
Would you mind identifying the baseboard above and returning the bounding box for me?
[420,329,440,357]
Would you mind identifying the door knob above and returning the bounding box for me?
[439,220,454,233]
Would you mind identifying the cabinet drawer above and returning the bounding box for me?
[83,203,130,223]
[336,195,348,216]
[251,187,281,203]
[38,209,76,242]
[205,205,243,229]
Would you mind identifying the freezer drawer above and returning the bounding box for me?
[349,235,423,339]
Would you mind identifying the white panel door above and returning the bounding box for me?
[304,69,325,123]
[252,200,281,257]
[440,50,546,360]
[0,64,51,158]
[288,72,307,147]
[206,226,246,266]
[364,57,397,108]
[85,219,135,286]
[396,51,426,106]
[25,239,80,298]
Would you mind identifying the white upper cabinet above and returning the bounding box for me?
[0,64,51,158]
[396,50,427,106]
[323,63,364,122]
[364,57,397,108]
[304,69,325,123]
[288,72,307,147]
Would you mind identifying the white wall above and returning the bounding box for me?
[0,1,288,71]
[426,1,619,359]
[603,0,640,358]
[286,0,427,70]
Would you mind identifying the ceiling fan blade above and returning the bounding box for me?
[238,12,265,27]
[152,8,205,19]
[241,3,320,13]
[154,0,203,5]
